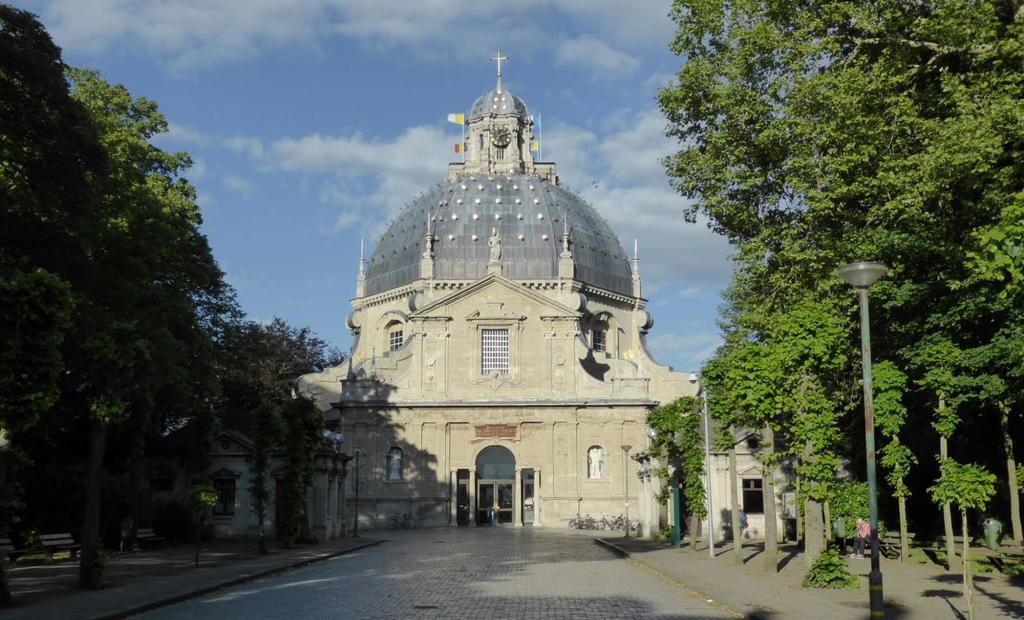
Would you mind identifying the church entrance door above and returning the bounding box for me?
[477,480,514,524]
[475,445,516,526]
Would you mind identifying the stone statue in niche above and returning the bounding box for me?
[387,447,403,480]
[587,446,604,479]
[488,227,502,262]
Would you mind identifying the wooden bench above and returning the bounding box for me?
[0,537,30,561]
[136,528,166,548]
[40,533,80,561]
[879,532,915,559]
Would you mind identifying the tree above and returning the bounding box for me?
[661,0,1023,568]
[218,318,338,549]
[929,461,997,620]
[873,361,915,561]
[1,6,104,598]
[648,397,706,550]
[704,338,784,572]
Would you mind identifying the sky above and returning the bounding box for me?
[18,0,735,372]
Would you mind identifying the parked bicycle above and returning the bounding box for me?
[568,514,600,530]
[387,513,418,529]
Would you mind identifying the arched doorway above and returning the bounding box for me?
[475,445,515,525]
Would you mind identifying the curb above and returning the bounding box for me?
[93,539,385,620]
[594,538,772,620]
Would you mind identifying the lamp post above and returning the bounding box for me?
[838,260,888,619]
[352,449,361,538]
[622,444,632,538]
[689,374,716,558]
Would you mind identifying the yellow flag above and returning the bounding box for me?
[447,113,465,125]
[530,140,540,152]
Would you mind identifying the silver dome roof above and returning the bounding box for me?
[364,173,632,296]
[469,89,528,120]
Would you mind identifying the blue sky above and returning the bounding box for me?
[19,0,734,372]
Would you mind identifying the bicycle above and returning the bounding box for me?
[387,513,418,529]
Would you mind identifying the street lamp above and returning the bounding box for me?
[690,374,716,558]
[622,444,632,538]
[838,260,888,619]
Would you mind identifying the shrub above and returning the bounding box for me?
[803,549,859,589]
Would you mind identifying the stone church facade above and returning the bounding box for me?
[297,59,787,539]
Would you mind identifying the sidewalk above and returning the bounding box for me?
[597,537,1024,619]
[3,537,383,620]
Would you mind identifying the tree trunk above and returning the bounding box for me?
[0,442,11,606]
[999,404,1022,543]
[940,433,957,569]
[804,497,825,568]
[762,424,778,574]
[962,511,973,620]
[79,418,107,589]
[795,475,802,545]
[128,425,144,548]
[823,500,832,544]
[898,495,910,563]
[729,436,743,566]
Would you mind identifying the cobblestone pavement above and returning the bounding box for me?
[135,528,737,619]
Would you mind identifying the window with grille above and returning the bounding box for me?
[742,478,764,514]
[592,328,607,352]
[496,147,505,160]
[212,478,236,516]
[389,329,403,351]
[481,329,509,375]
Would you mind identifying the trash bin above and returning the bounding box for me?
[983,518,1003,550]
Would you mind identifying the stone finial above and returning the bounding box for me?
[356,237,367,298]
[632,238,642,298]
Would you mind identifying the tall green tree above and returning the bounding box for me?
[873,360,915,561]
[929,461,997,620]
[662,0,1023,557]
[648,397,706,550]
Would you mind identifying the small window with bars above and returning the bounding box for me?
[496,147,505,160]
[389,329,404,351]
[481,329,509,375]
[592,329,607,352]
[212,477,236,516]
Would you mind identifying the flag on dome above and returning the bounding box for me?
[530,140,540,152]
[454,143,463,153]
[447,113,465,125]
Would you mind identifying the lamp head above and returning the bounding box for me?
[688,373,699,384]
[837,261,888,289]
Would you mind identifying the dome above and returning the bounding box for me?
[364,173,632,296]
[469,88,528,120]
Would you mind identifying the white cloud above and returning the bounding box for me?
[186,157,208,181]
[37,0,673,70]
[541,108,732,293]
[224,136,265,160]
[255,125,454,236]
[556,35,640,79]
[646,330,723,371]
[164,122,209,145]
[223,175,254,198]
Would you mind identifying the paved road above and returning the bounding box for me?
[135,528,736,619]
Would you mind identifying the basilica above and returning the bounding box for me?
[296,59,783,539]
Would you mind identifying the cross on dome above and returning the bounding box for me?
[491,50,508,92]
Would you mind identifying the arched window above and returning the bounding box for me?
[592,327,607,352]
[587,445,604,479]
[386,447,404,481]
